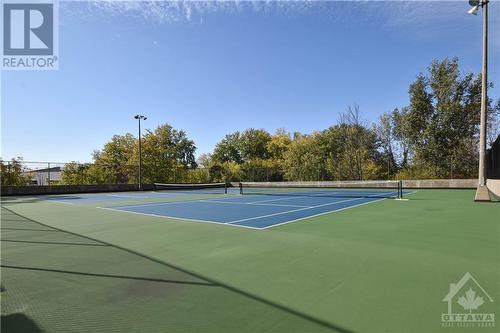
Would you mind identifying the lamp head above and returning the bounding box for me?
[143,117,147,120]
[134,115,139,119]
[468,5,480,15]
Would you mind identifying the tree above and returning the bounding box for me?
[282,134,325,181]
[92,133,137,183]
[60,162,91,185]
[239,129,272,161]
[400,57,500,178]
[332,105,383,180]
[391,107,411,168]
[197,153,212,168]
[375,108,412,177]
[59,123,198,185]
[374,112,396,178]
[0,158,31,186]
[212,132,243,164]
[130,124,198,183]
[211,129,277,181]
[267,128,292,160]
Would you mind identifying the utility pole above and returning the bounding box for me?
[469,0,491,201]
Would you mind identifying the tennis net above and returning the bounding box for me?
[239,181,402,199]
[154,182,228,194]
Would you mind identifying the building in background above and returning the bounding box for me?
[486,135,500,180]
[26,166,62,185]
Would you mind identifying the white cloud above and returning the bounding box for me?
[62,0,500,30]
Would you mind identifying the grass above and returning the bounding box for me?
[1,190,499,333]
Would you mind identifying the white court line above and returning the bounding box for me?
[97,206,261,230]
[261,190,419,229]
[111,199,213,209]
[248,196,312,204]
[97,191,414,230]
[47,200,75,205]
[110,194,263,209]
[198,200,310,208]
[111,196,309,209]
[247,191,398,203]
[227,197,367,225]
[247,202,309,208]
[106,194,147,199]
[228,188,398,224]
[261,198,387,229]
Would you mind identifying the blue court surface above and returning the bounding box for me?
[100,191,396,229]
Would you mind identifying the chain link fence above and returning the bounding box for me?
[1,160,337,186]
[0,160,139,186]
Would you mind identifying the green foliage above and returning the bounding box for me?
[283,134,325,181]
[374,108,412,179]
[130,124,198,184]
[184,168,211,183]
[318,105,384,181]
[242,159,283,182]
[91,134,137,183]
[395,57,500,179]
[0,158,32,186]
[239,129,272,161]
[60,162,91,185]
[60,123,198,185]
[267,129,291,160]
[29,58,500,185]
[206,162,244,183]
[212,129,273,164]
[212,132,243,164]
[394,164,439,180]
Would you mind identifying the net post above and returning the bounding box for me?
[239,182,243,195]
[224,183,228,194]
[399,180,403,199]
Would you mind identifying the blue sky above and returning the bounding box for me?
[2,0,500,163]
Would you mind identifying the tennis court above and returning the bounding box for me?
[2,188,499,333]
[47,182,404,229]
[100,193,391,229]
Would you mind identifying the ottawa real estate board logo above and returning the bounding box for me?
[442,272,495,328]
[2,0,58,70]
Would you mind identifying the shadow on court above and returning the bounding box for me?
[0,197,46,205]
[1,313,44,333]
[1,206,355,333]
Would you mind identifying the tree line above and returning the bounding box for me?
[2,58,499,186]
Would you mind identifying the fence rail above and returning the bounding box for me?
[0,160,288,186]
[0,160,139,186]
[1,159,484,188]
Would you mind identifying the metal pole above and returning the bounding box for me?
[138,117,142,191]
[475,0,490,201]
[387,157,390,180]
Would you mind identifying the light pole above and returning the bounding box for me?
[469,0,491,201]
[134,115,147,190]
